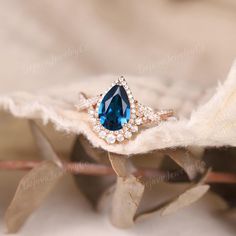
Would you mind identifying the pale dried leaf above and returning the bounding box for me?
[5,161,64,233]
[188,146,205,159]
[79,135,108,163]
[108,152,134,177]
[135,168,211,222]
[135,184,209,221]
[29,120,62,166]
[166,149,204,180]
[71,135,115,208]
[198,168,211,184]
[135,201,170,222]
[161,184,209,216]
[96,185,115,213]
[111,175,145,228]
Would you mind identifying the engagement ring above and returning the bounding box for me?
[76,77,176,144]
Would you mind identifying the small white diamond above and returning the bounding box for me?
[131,114,136,119]
[135,118,142,125]
[99,130,106,139]
[167,117,177,121]
[149,115,155,121]
[131,109,136,114]
[123,126,128,132]
[91,118,97,124]
[128,94,133,99]
[127,90,131,94]
[106,134,116,144]
[94,125,101,132]
[88,109,94,115]
[131,103,135,108]
[124,85,128,89]
[117,134,124,142]
[131,125,138,133]
[124,131,132,139]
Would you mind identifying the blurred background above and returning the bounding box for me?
[0,1,236,235]
[0,0,236,93]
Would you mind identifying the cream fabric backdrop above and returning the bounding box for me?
[0,0,236,235]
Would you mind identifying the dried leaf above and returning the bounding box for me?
[29,120,62,166]
[188,146,205,159]
[111,175,145,228]
[97,185,116,213]
[131,151,165,172]
[161,184,209,216]
[135,199,170,222]
[5,161,64,233]
[108,151,144,228]
[79,134,108,163]
[135,184,209,221]
[166,148,205,180]
[198,168,212,184]
[108,152,134,177]
[71,135,115,208]
[135,167,211,222]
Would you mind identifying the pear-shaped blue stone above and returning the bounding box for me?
[98,85,131,131]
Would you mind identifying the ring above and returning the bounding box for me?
[76,77,176,144]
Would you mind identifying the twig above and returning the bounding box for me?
[0,160,236,184]
[0,160,114,176]
[206,172,236,184]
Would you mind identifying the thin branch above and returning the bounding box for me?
[0,160,114,176]
[206,172,236,184]
[0,160,236,184]
[0,160,41,170]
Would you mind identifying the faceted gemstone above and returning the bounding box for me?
[99,130,106,139]
[117,134,124,142]
[135,118,142,125]
[98,85,130,131]
[124,131,132,139]
[94,125,101,133]
[131,125,138,133]
[106,134,116,144]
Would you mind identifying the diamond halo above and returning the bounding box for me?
[76,76,176,144]
[89,77,138,144]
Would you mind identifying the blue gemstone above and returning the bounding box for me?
[98,85,131,131]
